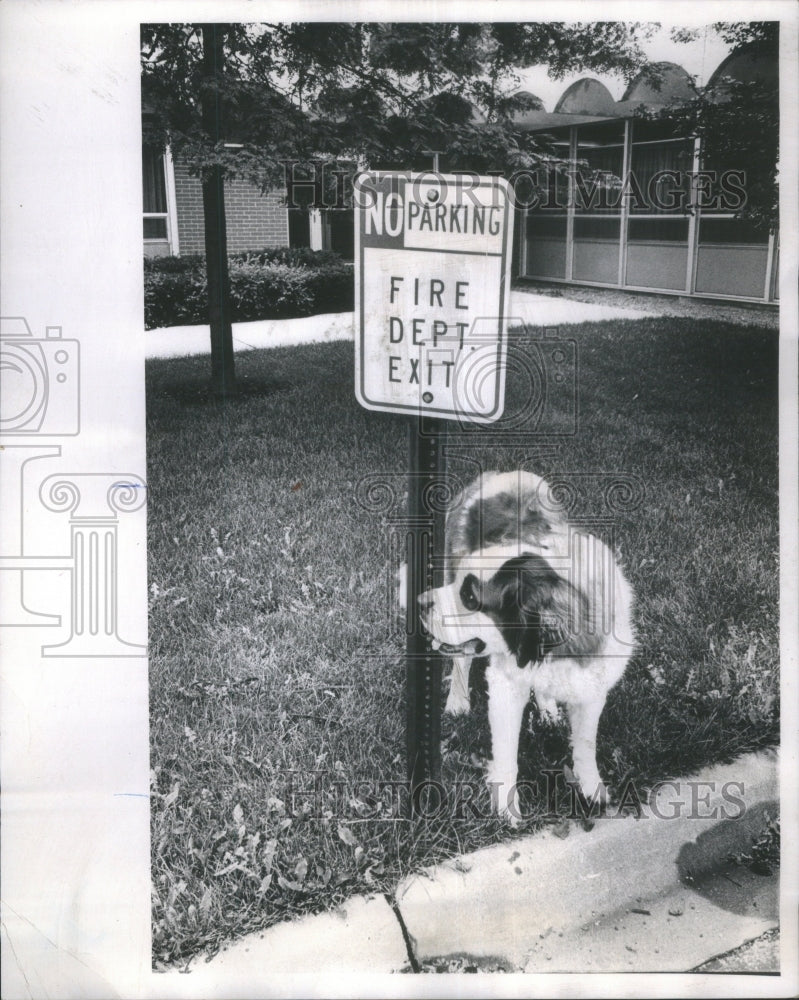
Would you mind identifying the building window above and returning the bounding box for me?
[572,121,624,284]
[323,210,354,260]
[629,119,693,216]
[143,145,168,241]
[629,139,693,215]
[628,217,690,242]
[574,120,625,214]
[698,217,770,245]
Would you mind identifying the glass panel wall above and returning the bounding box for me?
[693,137,772,299]
[624,119,692,291]
[523,135,570,279]
[572,121,624,284]
[518,114,776,302]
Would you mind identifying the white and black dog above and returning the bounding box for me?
[417,470,635,823]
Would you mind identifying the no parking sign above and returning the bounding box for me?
[353,171,515,814]
[354,172,514,423]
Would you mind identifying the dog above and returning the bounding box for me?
[417,470,635,823]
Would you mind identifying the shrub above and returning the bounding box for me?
[229,261,315,320]
[144,270,208,330]
[144,248,354,329]
[143,253,205,275]
[230,247,345,269]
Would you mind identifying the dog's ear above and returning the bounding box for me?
[499,554,570,668]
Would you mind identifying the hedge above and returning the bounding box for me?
[144,248,354,329]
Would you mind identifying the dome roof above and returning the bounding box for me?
[554,78,617,116]
[513,89,545,111]
[621,62,697,106]
[706,44,778,96]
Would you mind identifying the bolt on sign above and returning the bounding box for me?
[354,172,514,423]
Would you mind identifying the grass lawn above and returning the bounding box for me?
[146,317,779,967]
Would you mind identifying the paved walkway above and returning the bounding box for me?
[128,751,782,994]
[145,283,778,362]
[517,279,779,328]
[144,289,658,360]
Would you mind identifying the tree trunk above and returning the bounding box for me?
[200,23,236,397]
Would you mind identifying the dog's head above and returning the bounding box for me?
[419,550,581,667]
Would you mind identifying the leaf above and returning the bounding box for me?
[277,875,305,893]
[551,818,571,840]
[163,783,180,808]
[262,839,278,871]
[199,886,215,917]
[337,824,358,847]
[294,857,308,882]
[232,803,244,826]
[214,861,247,877]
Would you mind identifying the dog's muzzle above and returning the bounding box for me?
[417,591,487,657]
[430,636,487,656]
[419,618,486,657]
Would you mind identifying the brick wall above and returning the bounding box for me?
[173,160,289,254]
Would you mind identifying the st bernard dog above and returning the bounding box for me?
[418,470,635,823]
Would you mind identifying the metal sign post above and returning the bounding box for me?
[354,170,514,817]
[405,416,447,813]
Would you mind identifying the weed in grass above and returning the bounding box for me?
[729,813,780,875]
[148,319,778,966]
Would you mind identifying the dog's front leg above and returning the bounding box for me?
[485,661,530,824]
[444,655,472,714]
[565,699,607,805]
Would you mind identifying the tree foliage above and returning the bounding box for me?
[655,23,778,228]
[141,21,660,184]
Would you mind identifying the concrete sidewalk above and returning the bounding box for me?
[144,289,658,359]
[147,750,780,992]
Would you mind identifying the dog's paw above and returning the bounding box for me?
[499,803,521,828]
[573,779,609,821]
[566,759,607,806]
[486,773,522,826]
[444,688,471,715]
[575,775,608,809]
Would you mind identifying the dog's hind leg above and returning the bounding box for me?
[444,655,472,714]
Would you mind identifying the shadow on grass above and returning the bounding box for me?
[146,354,304,406]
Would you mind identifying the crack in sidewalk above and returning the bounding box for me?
[385,894,420,973]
